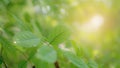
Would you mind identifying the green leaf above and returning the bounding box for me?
[48,25,71,45]
[13,31,40,47]
[63,51,88,68]
[31,58,55,68]
[88,60,98,68]
[18,60,27,68]
[35,45,57,63]
[0,56,3,64]
[11,14,32,31]
[27,47,37,60]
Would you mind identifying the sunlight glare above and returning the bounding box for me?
[81,14,104,32]
[13,41,17,44]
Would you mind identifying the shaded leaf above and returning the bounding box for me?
[0,56,3,64]
[63,50,88,68]
[12,14,32,31]
[88,60,98,68]
[18,60,27,68]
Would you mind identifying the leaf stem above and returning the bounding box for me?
[54,61,60,68]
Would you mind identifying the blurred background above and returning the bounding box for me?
[0,0,120,68]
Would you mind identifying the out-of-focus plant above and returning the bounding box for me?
[0,0,120,68]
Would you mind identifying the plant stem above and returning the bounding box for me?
[54,61,60,68]
[32,65,35,68]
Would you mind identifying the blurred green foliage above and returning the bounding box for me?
[0,0,120,68]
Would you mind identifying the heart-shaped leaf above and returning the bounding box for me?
[35,45,57,63]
